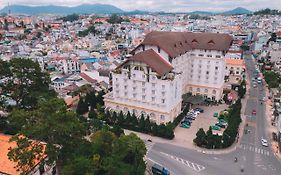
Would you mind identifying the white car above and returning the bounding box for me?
[261,139,268,147]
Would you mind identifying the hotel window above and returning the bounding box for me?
[162,99,165,103]
[152,90,155,95]
[133,73,136,77]
[152,83,156,87]
[198,54,204,57]
[160,115,165,120]
[116,78,118,81]
[133,87,136,91]
[191,53,195,56]
[116,90,119,94]
[124,85,127,89]
[198,75,201,79]
[133,80,136,84]
[142,74,146,79]
[142,82,145,86]
[198,70,201,73]
[214,77,218,80]
[152,97,155,101]
[215,66,218,70]
[207,55,212,57]
[216,55,221,58]
[124,92,128,96]
[190,75,193,78]
[204,89,208,93]
[142,88,145,93]
[199,65,202,68]
[208,60,210,64]
[206,71,209,75]
[191,70,193,73]
[133,93,136,98]
[215,72,218,75]
[162,85,165,89]
[197,88,200,92]
[142,95,146,100]
[162,92,165,96]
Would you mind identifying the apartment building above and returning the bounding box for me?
[104,31,233,124]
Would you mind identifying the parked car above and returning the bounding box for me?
[215,122,226,128]
[211,125,221,130]
[180,123,190,128]
[194,108,204,113]
[261,139,268,147]
[181,119,191,125]
[252,110,256,115]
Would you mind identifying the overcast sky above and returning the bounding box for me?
[1,0,281,12]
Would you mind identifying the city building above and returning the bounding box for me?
[104,31,233,124]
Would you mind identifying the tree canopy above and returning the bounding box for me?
[0,58,55,110]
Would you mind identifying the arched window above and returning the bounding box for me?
[197,88,200,92]
[212,90,216,94]
[204,89,208,93]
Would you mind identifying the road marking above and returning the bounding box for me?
[257,149,260,154]
[160,152,206,172]
[260,149,263,154]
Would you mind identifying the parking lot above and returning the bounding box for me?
[173,104,229,148]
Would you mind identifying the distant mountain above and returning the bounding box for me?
[0,4,124,14]
[188,11,214,15]
[188,7,252,15]
[221,7,252,15]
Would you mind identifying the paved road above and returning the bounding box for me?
[146,54,281,175]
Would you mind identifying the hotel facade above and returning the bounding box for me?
[104,31,233,124]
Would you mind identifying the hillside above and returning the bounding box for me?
[0,4,124,14]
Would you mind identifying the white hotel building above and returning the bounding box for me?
[104,31,233,124]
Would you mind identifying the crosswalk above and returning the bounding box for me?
[160,152,206,172]
[238,144,271,156]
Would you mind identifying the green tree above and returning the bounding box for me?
[107,14,125,24]
[76,97,89,115]
[0,58,53,109]
[61,156,95,175]
[88,108,97,119]
[238,80,246,98]
[8,98,87,173]
[193,128,207,147]
[206,126,215,149]
[264,71,281,88]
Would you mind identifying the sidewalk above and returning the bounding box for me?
[263,81,281,160]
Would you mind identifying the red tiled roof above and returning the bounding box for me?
[80,73,97,84]
[132,31,233,58]
[117,49,173,76]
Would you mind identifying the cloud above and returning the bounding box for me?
[1,0,281,12]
